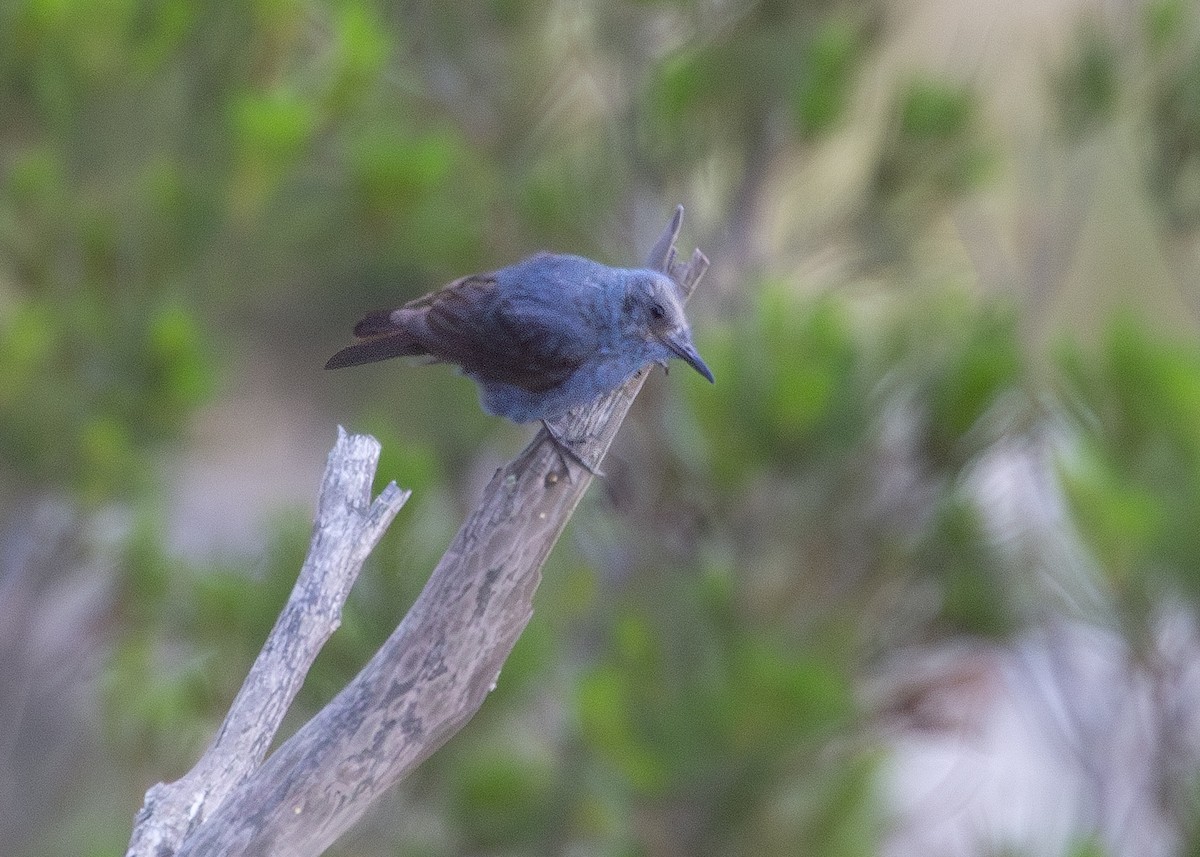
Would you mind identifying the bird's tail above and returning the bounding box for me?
[325,309,426,369]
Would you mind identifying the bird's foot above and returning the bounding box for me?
[540,419,604,478]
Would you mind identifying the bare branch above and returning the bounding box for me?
[645,204,684,271]
[126,429,410,857]
[134,208,707,857]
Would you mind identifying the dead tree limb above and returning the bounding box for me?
[127,206,708,857]
[126,429,410,857]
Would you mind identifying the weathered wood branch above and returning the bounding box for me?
[126,429,410,857]
[127,206,708,857]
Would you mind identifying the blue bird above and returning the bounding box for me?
[326,253,713,470]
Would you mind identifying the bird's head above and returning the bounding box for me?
[620,271,714,383]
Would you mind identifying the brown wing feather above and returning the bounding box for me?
[352,308,404,339]
[413,275,599,392]
[324,280,492,371]
[325,332,425,369]
[327,271,600,392]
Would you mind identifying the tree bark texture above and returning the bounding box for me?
[127,429,409,857]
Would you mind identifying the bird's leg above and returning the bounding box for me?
[544,418,593,446]
[540,418,604,477]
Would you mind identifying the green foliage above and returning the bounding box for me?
[1146,0,1192,56]
[516,140,626,250]
[850,77,993,265]
[104,510,313,769]
[1183,773,1200,857]
[1148,42,1200,228]
[682,283,1029,655]
[899,80,975,140]
[322,1,391,111]
[877,77,991,201]
[351,128,461,210]
[570,580,871,855]
[916,496,1014,637]
[0,293,214,502]
[916,303,1025,467]
[233,88,319,168]
[448,747,558,849]
[1058,317,1200,603]
[1051,25,1120,136]
[1065,835,1112,857]
[648,6,875,152]
[793,19,865,136]
[690,288,866,488]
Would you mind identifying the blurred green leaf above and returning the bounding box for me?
[899,79,975,140]
[922,305,1023,464]
[1147,39,1200,227]
[233,88,318,162]
[351,127,462,209]
[1052,24,1120,137]
[323,1,391,110]
[1146,0,1190,55]
[689,287,865,487]
[917,496,1014,636]
[1058,316,1200,599]
[794,19,863,136]
[450,748,558,849]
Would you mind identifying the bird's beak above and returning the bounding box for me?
[663,330,715,383]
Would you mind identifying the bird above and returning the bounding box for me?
[325,252,713,472]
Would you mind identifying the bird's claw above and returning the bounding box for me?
[540,419,604,478]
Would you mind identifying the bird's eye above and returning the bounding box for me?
[650,302,665,320]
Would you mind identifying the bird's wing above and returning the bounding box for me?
[414,273,601,393]
[323,276,494,370]
[325,301,431,370]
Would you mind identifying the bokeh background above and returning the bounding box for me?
[5,0,1200,854]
